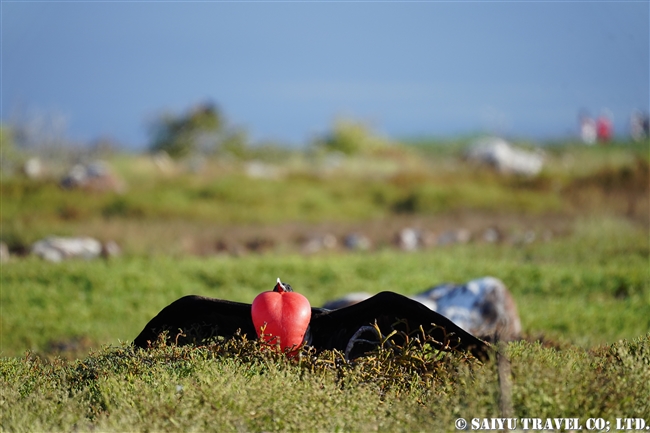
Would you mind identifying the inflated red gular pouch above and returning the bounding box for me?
[251,278,311,354]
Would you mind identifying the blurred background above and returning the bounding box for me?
[1,1,649,359]
[1,1,648,257]
[3,2,648,147]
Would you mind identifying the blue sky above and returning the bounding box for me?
[2,1,648,149]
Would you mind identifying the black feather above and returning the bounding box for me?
[133,291,491,360]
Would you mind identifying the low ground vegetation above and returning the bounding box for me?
[1,139,648,430]
[1,217,648,357]
[1,335,648,431]
[1,139,647,254]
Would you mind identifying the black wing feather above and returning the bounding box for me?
[309,291,490,359]
[133,295,256,348]
[133,295,325,349]
[133,292,490,359]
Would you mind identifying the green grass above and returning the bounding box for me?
[1,335,648,432]
[1,217,648,357]
[1,140,647,251]
[1,141,648,431]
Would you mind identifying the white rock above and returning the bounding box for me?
[466,137,544,176]
[32,237,103,262]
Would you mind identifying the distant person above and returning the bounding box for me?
[596,113,612,143]
[630,111,649,142]
[578,111,596,144]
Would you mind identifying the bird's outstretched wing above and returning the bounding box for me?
[309,291,491,360]
[133,295,256,348]
[133,295,324,349]
[133,292,491,360]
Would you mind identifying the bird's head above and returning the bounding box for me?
[274,277,293,293]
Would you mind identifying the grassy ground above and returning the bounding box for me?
[1,335,648,431]
[1,140,647,253]
[1,139,649,431]
[1,216,648,357]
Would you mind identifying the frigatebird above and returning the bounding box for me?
[133,279,491,360]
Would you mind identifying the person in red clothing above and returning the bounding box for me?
[596,113,613,143]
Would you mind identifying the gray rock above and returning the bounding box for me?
[302,233,338,254]
[23,158,43,179]
[0,242,9,263]
[60,160,125,192]
[395,228,420,251]
[321,276,521,342]
[343,233,371,251]
[416,277,521,342]
[466,137,544,177]
[31,237,120,262]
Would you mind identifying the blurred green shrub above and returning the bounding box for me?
[148,102,248,159]
[0,125,23,174]
[314,119,391,155]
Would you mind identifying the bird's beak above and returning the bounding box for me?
[275,277,286,293]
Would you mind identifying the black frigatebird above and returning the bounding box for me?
[133,279,491,360]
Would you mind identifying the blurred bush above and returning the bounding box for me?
[0,125,22,174]
[314,119,391,156]
[149,102,248,159]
